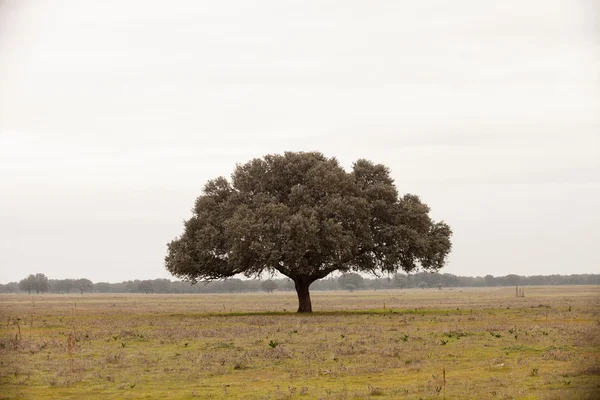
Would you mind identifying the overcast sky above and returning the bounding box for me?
[0,0,598,283]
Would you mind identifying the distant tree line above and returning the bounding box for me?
[0,272,598,294]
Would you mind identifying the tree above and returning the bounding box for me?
[261,280,278,293]
[222,278,246,293]
[484,275,495,287]
[506,274,521,286]
[338,273,364,290]
[393,274,407,289]
[153,279,171,293]
[77,278,93,294]
[418,281,428,289]
[138,280,154,294]
[19,275,36,294]
[369,278,384,290]
[20,273,48,294]
[165,152,452,312]
[0,282,18,293]
[52,279,75,293]
[34,273,49,294]
[94,282,112,293]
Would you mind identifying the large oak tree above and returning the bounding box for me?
[165,152,452,312]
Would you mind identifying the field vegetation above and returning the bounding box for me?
[1,286,599,399]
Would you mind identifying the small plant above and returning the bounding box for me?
[340,334,345,339]
[443,330,468,340]
[367,384,384,396]
[440,339,448,346]
[400,334,409,342]
[268,340,279,348]
[530,368,539,377]
[67,334,75,353]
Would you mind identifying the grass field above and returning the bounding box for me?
[1,286,599,399]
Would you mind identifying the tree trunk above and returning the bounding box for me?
[294,278,312,313]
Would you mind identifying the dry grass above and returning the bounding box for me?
[1,286,599,399]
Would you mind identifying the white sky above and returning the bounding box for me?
[0,0,598,283]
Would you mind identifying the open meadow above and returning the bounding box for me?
[1,286,599,399]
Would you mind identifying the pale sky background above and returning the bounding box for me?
[0,0,598,283]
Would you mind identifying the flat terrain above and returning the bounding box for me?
[1,286,599,399]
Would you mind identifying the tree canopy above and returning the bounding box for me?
[338,273,364,291]
[19,273,49,294]
[77,278,93,294]
[165,152,452,312]
[260,279,279,293]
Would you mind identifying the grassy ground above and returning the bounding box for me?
[0,286,599,399]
